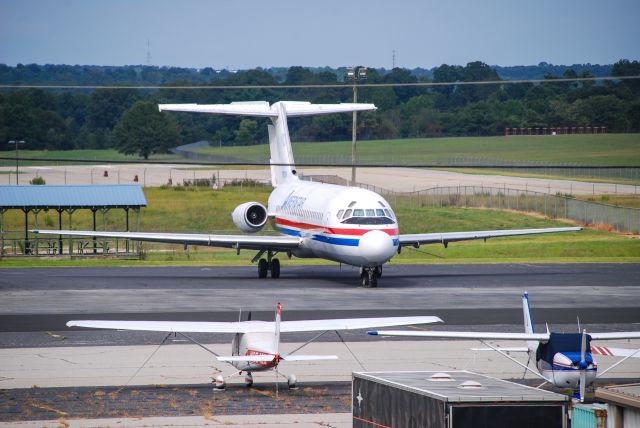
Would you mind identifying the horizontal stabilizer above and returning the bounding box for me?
[216,355,275,362]
[281,355,338,361]
[159,102,275,117]
[158,101,376,118]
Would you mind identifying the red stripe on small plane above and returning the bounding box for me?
[275,217,398,236]
[592,346,613,356]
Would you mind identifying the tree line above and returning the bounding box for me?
[0,60,638,158]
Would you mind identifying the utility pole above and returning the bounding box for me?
[8,140,25,185]
[346,67,367,185]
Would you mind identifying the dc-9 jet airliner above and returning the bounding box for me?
[34,101,580,287]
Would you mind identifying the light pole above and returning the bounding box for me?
[8,140,25,185]
[346,67,367,185]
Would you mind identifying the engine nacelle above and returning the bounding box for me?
[232,201,268,233]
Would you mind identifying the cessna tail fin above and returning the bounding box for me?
[159,101,376,187]
[522,292,537,352]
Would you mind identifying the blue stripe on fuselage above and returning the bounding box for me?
[275,225,399,248]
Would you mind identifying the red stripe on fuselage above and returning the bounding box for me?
[274,217,398,236]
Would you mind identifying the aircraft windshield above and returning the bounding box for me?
[340,206,395,225]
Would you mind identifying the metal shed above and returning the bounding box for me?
[352,371,569,428]
[0,185,146,256]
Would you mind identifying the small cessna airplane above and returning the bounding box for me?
[67,302,442,389]
[369,292,640,402]
[34,101,580,287]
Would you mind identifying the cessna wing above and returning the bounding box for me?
[31,229,301,252]
[67,316,442,334]
[399,226,581,248]
[368,330,550,341]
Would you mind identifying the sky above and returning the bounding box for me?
[1,0,639,70]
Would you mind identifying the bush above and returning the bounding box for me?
[30,176,46,185]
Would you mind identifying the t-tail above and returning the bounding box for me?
[522,292,538,353]
[158,101,376,188]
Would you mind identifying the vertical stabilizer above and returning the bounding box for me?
[158,101,376,188]
[522,292,537,352]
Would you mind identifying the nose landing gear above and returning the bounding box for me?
[360,266,381,288]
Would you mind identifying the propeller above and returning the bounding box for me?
[579,329,587,402]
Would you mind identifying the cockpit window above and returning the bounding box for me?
[342,216,395,225]
[353,209,364,216]
[343,209,352,219]
[337,209,344,219]
[376,209,385,216]
[365,209,375,217]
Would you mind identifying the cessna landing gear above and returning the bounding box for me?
[256,250,281,279]
[287,374,297,389]
[360,266,380,288]
[244,372,253,387]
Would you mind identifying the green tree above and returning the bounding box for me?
[233,119,259,145]
[112,101,180,159]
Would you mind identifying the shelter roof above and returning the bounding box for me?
[0,185,147,210]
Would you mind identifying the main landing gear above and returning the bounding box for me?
[255,250,280,279]
[360,266,382,288]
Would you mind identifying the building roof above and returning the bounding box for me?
[0,185,147,210]
[353,371,569,403]
[596,383,640,409]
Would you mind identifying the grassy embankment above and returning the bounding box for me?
[1,186,638,268]
[194,133,640,184]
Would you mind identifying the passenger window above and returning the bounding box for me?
[376,209,384,217]
[343,209,352,219]
[366,209,375,217]
[353,209,364,216]
[337,210,344,219]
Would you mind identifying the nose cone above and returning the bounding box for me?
[359,230,396,263]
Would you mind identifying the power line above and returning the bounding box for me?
[1,75,639,90]
[1,156,637,168]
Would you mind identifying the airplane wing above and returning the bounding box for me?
[398,227,582,248]
[67,316,441,334]
[32,229,301,252]
[589,332,640,340]
[368,330,550,341]
[278,316,442,333]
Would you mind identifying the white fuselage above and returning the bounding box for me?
[232,332,279,372]
[267,179,399,267]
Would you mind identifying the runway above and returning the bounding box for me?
[2,164,637,194]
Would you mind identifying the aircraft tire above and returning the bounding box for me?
[374,266,382,278]
[258,258,268,278]
[270,258,280,279]
[369,270,378,288]
[361,271,370,288]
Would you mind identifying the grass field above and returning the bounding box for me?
[1,187,638,267]
[1,134,638,167]
[194,134,640,166]
[0,149,182,167]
